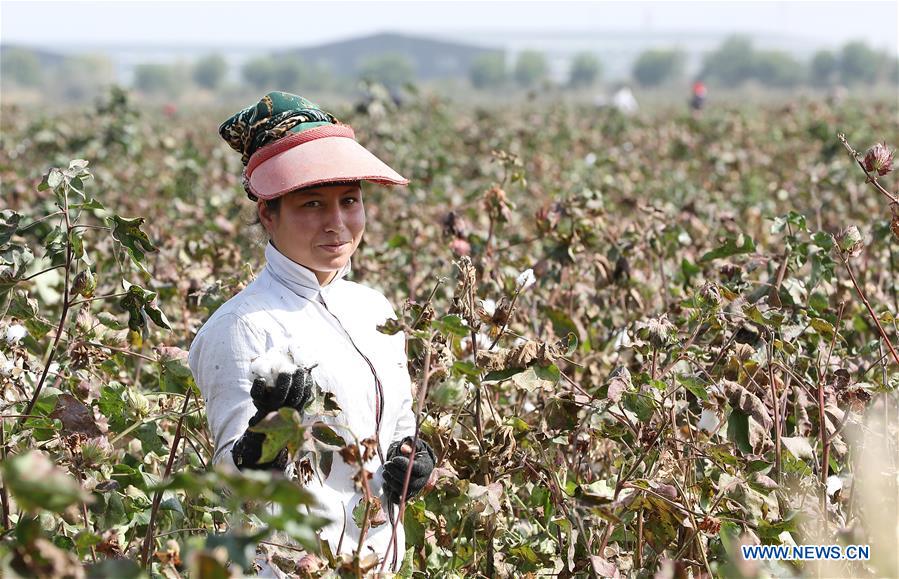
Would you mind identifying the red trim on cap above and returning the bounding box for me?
[246,124,356,177]
[249,174,405,200]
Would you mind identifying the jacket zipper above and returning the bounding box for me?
[318,294,386,463]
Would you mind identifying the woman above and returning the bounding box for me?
[187,91,434,571]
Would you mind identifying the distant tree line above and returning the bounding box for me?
[696,36,897,88]
[464,36,897,91]
[2,36,896,101]
[1,48,116,101]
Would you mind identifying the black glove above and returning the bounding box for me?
[382,436,436,505]
[231,366,315,470]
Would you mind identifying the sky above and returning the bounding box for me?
[1,0,897,53]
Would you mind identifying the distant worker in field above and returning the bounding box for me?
[188,91,435,573]
[690,80,708,112]
[612,84,639,115]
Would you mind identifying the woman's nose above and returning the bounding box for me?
[323,204,345,231]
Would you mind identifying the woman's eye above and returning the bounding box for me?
[303,201,321,208]
[343,197,359,205]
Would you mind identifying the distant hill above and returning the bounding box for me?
[1,44,67,67]
[281,32,503,80]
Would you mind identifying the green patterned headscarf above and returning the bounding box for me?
[219,91,339,166]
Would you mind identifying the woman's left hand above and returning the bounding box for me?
[382,436,436,505]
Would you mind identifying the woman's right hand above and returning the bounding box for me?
[231,366,315,470]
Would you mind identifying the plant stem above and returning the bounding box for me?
[488,287,522,351]
[20,264,66,282]
[19,195,73,426]
[767,337,782,484]
[141,389,193,567]
[468,277,485,441]
[840,255,899,367]
[16,210,64,232]
[816,301,845,526]
[70,224,110,231]
[85,341,157,362]
[68,291,128,308]
[0,421,8,530]
[380,331,435,573]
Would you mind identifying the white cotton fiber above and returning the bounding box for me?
[249,346,297,385]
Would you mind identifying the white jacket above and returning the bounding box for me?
[188,241,416,568]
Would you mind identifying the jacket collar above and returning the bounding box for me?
[264,240,351,301]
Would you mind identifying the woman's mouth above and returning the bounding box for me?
[319,242,349,254]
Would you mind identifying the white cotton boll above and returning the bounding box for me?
[516,268,536,292]
[249,347,297,385]
[1,359,15,377]
[613,328,631,351]
[522,400,536,413]
[778,531,797,548]
[698,408,720,433]
[5,324,26,344]
[826,475,843,498]
[460,332,496,353]
[286,342,308,367]
[481,299,496,318]
[584,152,597,166]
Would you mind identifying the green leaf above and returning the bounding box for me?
[431,376,467,407]
[205,530,266,574]
[86,560,146,579]
[0,245,35,296]
[310,423,347,448]
[42,226,67,264]
[0,210,21,246]
[68,229,85,260]
[810,317,834,338]
[144,301,171,330]
[249,407,305,463]
[396,547,415,578]
[2,451,91,513]
[32,386,61,416]
[97,312,126,330]
[7,289,38,320]
[533,362,561,385]
[623,392,655,422]
[757,516,798,540]
[681,258,701,282]
[43,168,64,191]
[318,450,333,479]
[677,375,709,400]
[107,215,157,271]
[701,234,756,262]
[563,332,578,356]
[157,351,197,395]
[433,314,470,337]
[727,409,752,454]
[98,382,129,432]
[770,211,807,234]
[387,234,408,248]
[75,531,102,554]
[451,360,481,380]
[119,280,171,331]
[541,306,580,341]
[24,315,54,341]
[70,198,106,211]
[353,497,373,529]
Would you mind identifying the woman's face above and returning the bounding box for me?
[258,183,365,286]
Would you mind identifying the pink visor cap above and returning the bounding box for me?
[244,124,409,200]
